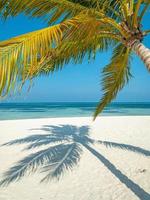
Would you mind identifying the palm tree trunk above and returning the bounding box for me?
[82,142,150,200]
[132,40,150,71]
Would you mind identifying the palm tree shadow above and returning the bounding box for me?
[0,125,150,200]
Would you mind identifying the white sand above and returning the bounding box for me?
[0,116,150,200]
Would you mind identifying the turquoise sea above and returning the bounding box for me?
[0,102,150,120]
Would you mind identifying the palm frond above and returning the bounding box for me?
[0,0,122,23]
[133,0,143,28]
[0,13,121,92]
[28,37,119,77]
[95,0,133,21]
[69,0,121,20]
[1,0,87,23]
[0,0,8,17]
[41,143,82,182]
[94,44,132,119]
[0,15,87,97]
[0,25,61,96]
[27,23,121,77]
[139,1,150,22]
[1,0,127,33]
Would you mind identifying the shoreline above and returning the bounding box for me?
[0,115,150,122]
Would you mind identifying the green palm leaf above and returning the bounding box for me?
[28,34,120,77]
[0,16,83,97]
[0,25,62,97]
[0,14,122,96]
[26,18,122,76]
[0,0,119,22]
[1,0,86,23]
[94,44,132,119]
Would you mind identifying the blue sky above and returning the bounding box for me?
[0,13,150,103]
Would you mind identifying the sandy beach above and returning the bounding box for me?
[0,116,150,200]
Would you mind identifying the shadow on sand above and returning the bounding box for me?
[0,125,150,199]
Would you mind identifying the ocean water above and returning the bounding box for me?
[0,102,150,120]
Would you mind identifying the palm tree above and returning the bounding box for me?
[0,125,150,199]
[0,0,150,118]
